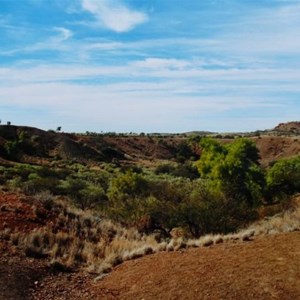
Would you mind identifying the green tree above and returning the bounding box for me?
[266,156,300,202]
[107,170,148,221]
[59,177,106,210]
[196,138,265,206]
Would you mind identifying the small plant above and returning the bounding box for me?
[34,191,55,210]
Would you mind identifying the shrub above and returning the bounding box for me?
[59,177,108,210]
[196,138,265,207]
[155,164,176,175]
[176,141,194,162]
[34,191,55,210]
[155,163,199,179]
[266,156,300,202]
[4,140,22,160]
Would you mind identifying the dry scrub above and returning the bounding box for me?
[1,194,300,279]
[1,198,163,275]
[164,196,300,253]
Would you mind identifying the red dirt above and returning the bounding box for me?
[93,232,300,300]
[0,192,41,233]
[274,122,300,133]
[25,232,300,300]
[254,136,300,166]
[0,191,300,299]
[0,191,58,234]
[103,136,184,160]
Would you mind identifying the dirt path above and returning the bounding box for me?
[28,231,300,300]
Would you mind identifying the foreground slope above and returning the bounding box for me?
[0,193,299,299]
[28,232,300,300]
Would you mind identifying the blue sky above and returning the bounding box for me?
[0,0,300,133]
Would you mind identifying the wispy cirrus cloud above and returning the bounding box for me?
[53,27,73,41]
[0,27,73,56]
[81,0,148,32]
[215,3,300,56]
[1,0,300,132]
[0,79,287,132]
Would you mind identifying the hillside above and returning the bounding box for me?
[82,232,300,300]
[274,121,300,134]
[3,229,299,299]
[0,121,299,300]
[1,190,299,300]
[0,123,300,168]
[0,125,183,166]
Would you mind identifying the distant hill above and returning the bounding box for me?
[0,125,183,166]
[274,121,300,134]
[183,130,216,136]
[0,122,299,167]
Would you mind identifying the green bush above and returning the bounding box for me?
[23,175,60,195]
[4,140,20,159]
[178,181,258,237]
[59,177,107,210]
[176,141,194,162]
[196,138,265,207]
[266,156,300,202]
[155,163,199,179]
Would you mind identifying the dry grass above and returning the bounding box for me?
[1,199,162,276]
[164,196,300,255]
[244,201,300,236]
[2,195,299,278]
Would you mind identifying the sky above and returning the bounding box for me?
[0,0,300,133]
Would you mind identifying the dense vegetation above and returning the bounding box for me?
[1,136,299,238]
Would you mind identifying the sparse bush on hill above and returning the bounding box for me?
[178,181,258,237]
[106,170,149,222]
[3,131,35,160]
[23,174,60,195]
[176,141,195,162]
[3,199,160,274]
[59,177,108,210]
[4,140,20,159]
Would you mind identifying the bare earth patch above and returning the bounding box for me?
[26,231,300,300]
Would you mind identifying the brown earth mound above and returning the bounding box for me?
[0,125,182,165]
[254,136,300,166]
[274,121,300,134]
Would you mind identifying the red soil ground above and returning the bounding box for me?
[0,192,300,300]
[3,232,298,300]
[1,175,300,300]
[27,231,300,300]
[0,191,55,233]
[254,136,300,166]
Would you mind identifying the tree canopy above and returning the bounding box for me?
[196,138,265,206]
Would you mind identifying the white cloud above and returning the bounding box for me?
[0,27,73,56]
[215,3,300,56]
[132,58,190,70]
[81,0,148,32]
[0,80,283,131]
[1,57,298,132]
[53,27,73,41]
[2,61,300,88]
